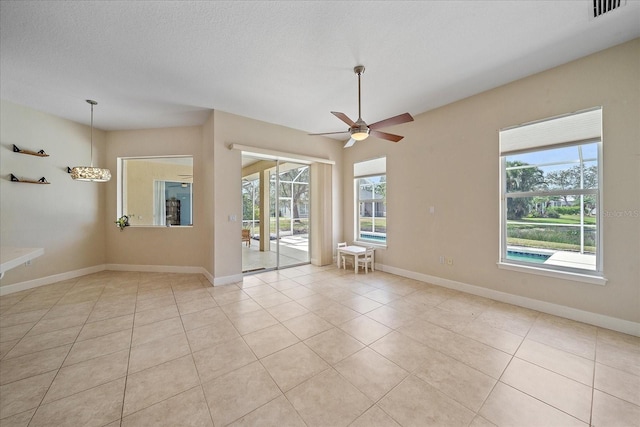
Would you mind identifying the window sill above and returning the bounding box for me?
[355,241,387,249]
[125,225,194,228]
[497,262,607,286]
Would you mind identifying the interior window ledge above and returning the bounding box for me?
[127,225,194,228]
[355,241,387,249]
[497,262,607,286]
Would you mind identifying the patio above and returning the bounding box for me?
[242,234,309,273]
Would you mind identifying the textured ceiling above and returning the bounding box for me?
[1,1,639,136]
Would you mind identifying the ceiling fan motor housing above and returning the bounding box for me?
[350,120,370,140]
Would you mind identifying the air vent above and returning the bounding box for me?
[591,0,626,19]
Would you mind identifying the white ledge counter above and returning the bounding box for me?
[0,247,44,279]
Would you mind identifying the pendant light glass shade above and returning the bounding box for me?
[71,100,111,182]
[70,166,111,182]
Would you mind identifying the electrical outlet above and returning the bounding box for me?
[447,258,453,265]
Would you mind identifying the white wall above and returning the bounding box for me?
[343,39,640,324]
[0,100,107,287]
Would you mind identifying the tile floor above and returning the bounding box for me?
[0,265,638,426]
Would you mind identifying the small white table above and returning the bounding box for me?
[0,247,44,279]
[337,245,372,274]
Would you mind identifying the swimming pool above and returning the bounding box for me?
[359,233,386,243]
[506,250,551,264]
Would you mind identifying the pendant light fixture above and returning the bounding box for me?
[70,100,111,182]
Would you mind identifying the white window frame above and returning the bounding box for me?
[354,157,387,246]
[498,108,606,285]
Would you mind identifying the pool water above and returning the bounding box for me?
[359,233,386,242]
[507,250,550,264]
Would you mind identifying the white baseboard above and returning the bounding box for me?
[380,264,640,337]
[106,264,215,286]
[1,264,216,295]
[3,261,637,336]
[202,270,215,286]
[0,264,106,296]
[213,273,243,286]
[105,263,204,275]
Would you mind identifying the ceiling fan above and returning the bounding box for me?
[310,65,414,148]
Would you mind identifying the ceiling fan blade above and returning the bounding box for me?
[308,131,349,136]
[344,138,357,148]
[369,112,414,130]
[331,111,357,127]
[370,130,404,143]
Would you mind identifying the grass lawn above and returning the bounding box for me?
[359,218,387,233]
[507,237,596,253]
[243,219,309,235]
[507,217,597,250]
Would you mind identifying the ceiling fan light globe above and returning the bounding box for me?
[351,131,369,141]
[350,124,370,141]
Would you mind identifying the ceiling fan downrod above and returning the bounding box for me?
[354,65,365,121]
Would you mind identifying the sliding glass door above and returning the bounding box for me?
[242,156,310,273]
[274,161,310,269]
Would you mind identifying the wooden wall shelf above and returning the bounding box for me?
[10,174,50,184]
[13,144,49,157]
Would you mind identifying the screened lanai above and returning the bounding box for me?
[241,158,310,273]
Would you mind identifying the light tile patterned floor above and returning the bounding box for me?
[0,266,638,426]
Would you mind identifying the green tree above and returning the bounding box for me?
[242,180,260,222]
[270,166,309,225]
[505,161,545,219]
[545,165,598,206]
[278,166,309,223]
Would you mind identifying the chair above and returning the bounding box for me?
[357,247,375,273]
[242,229,251,247]
[337,242,354,269]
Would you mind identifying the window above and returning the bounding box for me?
[119,156,193,226]
[499,108,603,279]
[354,157,386,244]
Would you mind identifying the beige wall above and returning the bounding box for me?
[343,38,640,323]
[0,100,107,286]
[201,113,215,275]
[1,105,341,286]
[212,110,343,281]
[2,39,637,328]
[104,126,207,268]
